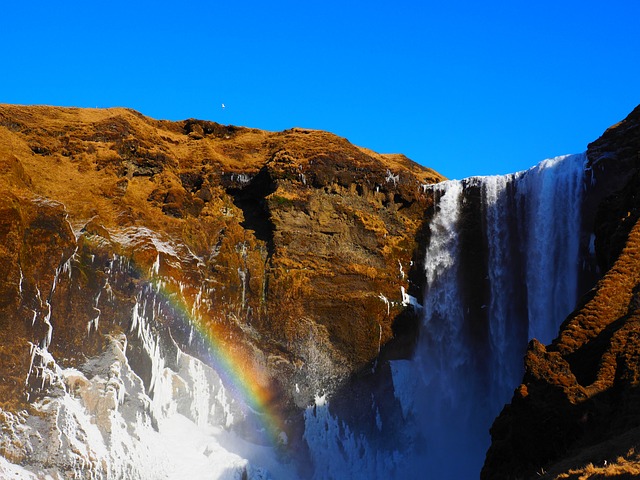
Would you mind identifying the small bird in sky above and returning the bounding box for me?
[221,103,226,109]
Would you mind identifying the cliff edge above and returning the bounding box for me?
[0,105,442,432]
[483,104,640,479]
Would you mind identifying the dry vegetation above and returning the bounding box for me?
[554,449,640,479]
[0,104,445,414]
[482,104,640,480]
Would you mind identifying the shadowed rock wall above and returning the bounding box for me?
[483,104,640,480]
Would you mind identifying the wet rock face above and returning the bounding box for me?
[585,105,640,275]
[482,105,640,480]
[0,194,76,409]
[0,105,443,419]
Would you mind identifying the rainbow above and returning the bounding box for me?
[129,254,286,447]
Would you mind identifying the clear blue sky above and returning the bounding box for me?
[2,1,639,179]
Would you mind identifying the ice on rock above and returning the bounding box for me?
[389,360,416,420]
[385,169,399,186]
[18,265,24,297]
[110,227,180,259]
[4,151,590,479]
[300,153,588,479]
[377,294,391,315]
[400,286,422,310]
[230,173,252,184]
[0,455,40,479]
[5,330,284,479]
[303,396,403,480]
[4,254,292,480]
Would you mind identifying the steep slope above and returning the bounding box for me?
[482,104,640,479]
[6,103,640,479]
[0,105,443,477]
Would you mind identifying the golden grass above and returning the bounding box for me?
[0,103,444,394]
[554,448,640,479]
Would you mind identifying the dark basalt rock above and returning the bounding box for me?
[482,104,640,480]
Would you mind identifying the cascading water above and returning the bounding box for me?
[392,153,587,478]
[516,155,586,344]
[3,151,589,480]
[302,153,589,479]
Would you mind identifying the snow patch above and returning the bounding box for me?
[400,286,422,310]
[385,170,399,186]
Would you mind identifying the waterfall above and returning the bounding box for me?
[517,154,586,343]
[392,153,587,478]
[302,153,587,479]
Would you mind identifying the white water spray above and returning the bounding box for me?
[400,153,586,478]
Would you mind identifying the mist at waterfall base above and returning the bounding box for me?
[389,153,586,478]
[113,151,586,480]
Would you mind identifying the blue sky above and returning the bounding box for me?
[2,1,639,179]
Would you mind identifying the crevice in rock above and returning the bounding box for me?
[226,167,277,259]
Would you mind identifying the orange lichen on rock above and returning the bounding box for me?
[0,104,444,416]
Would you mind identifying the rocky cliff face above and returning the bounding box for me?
[0,105,442,477]
[482,105,640,479]
[4,103,640,479]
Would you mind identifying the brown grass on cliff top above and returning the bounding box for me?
[0,104,445,237]
[536,425,640,480]
[554,449,640,479]
[0,105,442,178]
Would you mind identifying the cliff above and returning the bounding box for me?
[5,102,640,479]
[482,104,640,479]
[0,105,443,465]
